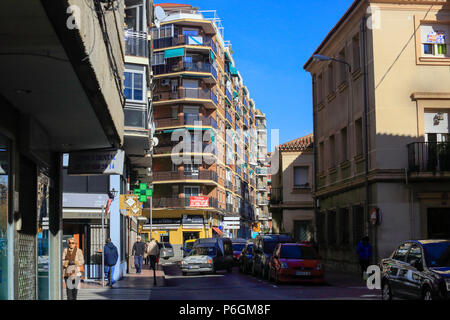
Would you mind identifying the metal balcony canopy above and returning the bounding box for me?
[164,47,185,59]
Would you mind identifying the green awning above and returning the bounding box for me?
[164,48,185,59]
[229,63,238,76]
[210,50,215,61]
[233,91,238,98]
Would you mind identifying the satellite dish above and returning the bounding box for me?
[152,137,159,147]
[154,6,166,29]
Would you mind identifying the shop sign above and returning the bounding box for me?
[189,196,209,207]
[68,149,125,175]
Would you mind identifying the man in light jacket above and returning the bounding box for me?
[147,238,160,285]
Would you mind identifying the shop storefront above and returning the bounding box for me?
[0,133,11,300]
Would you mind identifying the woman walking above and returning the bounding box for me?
[63,237,84,300]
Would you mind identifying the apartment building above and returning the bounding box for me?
[270,135,315,242]
[255,110,270,234]
[304,0,450,273]
[0,0,125,299]
[149,3,260,248]
[61,0,153,283]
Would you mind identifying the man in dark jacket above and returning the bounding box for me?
[132,236,147,274]
[356,236,373,278]
[104,238,119,287]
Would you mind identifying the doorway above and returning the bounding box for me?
[427,208,450,239]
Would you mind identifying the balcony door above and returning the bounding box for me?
[184,163,199,178]
[183,106,199,125]
[424,111,450,171]
[125,4,146,33]
[183,80,198,99]
[184,186,200,206]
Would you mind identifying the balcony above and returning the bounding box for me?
[153,197,218,209]
[125,30,148,58]
[225,180,233,190]
[154,142,214,156]
[153,88,217,109]
[256,167,268,175]
[408,142,450,173]
[226,110,233,124]
[153,62,217,82]
[270,188,282,205]
[155,115,216,129]
[153,35,217,54]
[225,89,232,102]
[153,170,218,184]
[124,107,148,129]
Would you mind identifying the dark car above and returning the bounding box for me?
[252,234,294,280]
[380,240,450,300]
[238,242,254,274]
[231,238,247,265]
[268,243,324,284]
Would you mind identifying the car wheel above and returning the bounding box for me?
[423,287,433,300]
[381,281,392,300]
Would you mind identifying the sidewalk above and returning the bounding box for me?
[62,265,165,300]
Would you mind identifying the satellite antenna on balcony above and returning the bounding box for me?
[154,6,167,29]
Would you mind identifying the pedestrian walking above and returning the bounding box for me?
[147,238,160,285]
[104,238,119,287]
[132,235,146,274]
[63,237,84,300]
[356,236,373,279]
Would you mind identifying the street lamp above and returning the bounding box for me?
[312,54,352,73]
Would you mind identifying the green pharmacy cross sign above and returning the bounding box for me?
[134,183,153,203]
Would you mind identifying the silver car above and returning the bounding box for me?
[181,245,216,275]
[160,242,174,260]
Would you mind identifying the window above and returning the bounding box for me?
[184,163,199,176]
[393,243,412,262]
[327,211,337,245]
[319,142,325,173]
[152,52,165,66]
[407,244,423,265]
[184,186,200,197]
[355,118,363,156]
[183,106,199,125]
[329,135,336,168]
[171,106,178,120]
[338,48,347,83]
[316,73,323,104]
[124,64,146,102]
[352,34,361,70]
[62,169,109,194]
[293,167,309,188]
[327,63,335,94]
[125,5,145,32]
[341,127,348,162]
[151,25,174,39]
[339,208,350,245]
[421,24,449,57]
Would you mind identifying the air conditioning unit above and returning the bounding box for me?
[160,79,170,86]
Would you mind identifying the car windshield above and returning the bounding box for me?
[189,246,216,257]
[423,242,450,268]
[263,241,277,254]
[280,245,318,260]
[163,243,172,249]
[232,244,245,251]
[185,241,195,250]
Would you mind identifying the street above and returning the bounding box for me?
[150,261,380,300]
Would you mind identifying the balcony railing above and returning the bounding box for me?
[154,143,214,155]
[155,115,215,128]
[153,62,217,78]
[270,188,282,204]
[153,170,218,182]
[408,142,450,172]
[153,197,218,209]
[125,30,148,57]
[256,167,268,175]
[226,110,233,124]
[154,88,217,104]
[225,89,232,102]
[153,35,217,54]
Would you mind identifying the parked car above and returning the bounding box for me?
[160,242,174,260]
[231,238,247,265]
[238,242,254,274]
[182,239,197,258]
[252,234,294,279]
[380,239,450,300]
[268,243,324,284]
[181,238,234,275]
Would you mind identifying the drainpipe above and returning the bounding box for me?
[312,74,319,245]
[361,16,370,237]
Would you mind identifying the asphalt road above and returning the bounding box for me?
[149,261,381,300]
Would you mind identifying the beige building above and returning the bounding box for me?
[304,0,450,273]
[270,134,315,242]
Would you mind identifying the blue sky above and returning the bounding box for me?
[155,0,355,149]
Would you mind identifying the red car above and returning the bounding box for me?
[268,243,324,284]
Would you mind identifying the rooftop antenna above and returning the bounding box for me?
[154,6,167,29]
